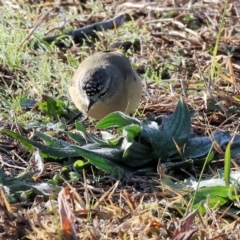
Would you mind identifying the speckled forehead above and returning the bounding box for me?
[81,68,108,96]
[83,79,104,96]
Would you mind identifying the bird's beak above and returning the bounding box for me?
[87,98,96,112]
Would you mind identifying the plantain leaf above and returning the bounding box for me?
[122,139,153,167]
[122,124,142,141]
[34,131,67,147]
[75,121,87,134]
[1,129,77,158]
[67,131,88,145]
[183,136,212,159]
[71,145,126,174]
[192,186,229,212]
[1,129,35,153]
[96,111,140,129]
[163,98,191,141]
[140,99,191,160]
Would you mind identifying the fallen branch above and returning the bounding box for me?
[41,14,127,47]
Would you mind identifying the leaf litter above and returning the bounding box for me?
[1,0,240,239]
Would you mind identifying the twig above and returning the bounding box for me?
[0,155,26,170]
[117,2,192,12]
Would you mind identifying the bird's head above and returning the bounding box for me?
[82,68,113,112]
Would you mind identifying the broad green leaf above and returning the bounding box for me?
[161,175,185,191]
[96,111,140,129]
[67,132,88,145]
[1,129,34,153]
[161,99,191,139]
[69,128,109,146]
[86,133,109,145]
[0,169,54,202]
[141,120,163,153]
[71,145,122,173]
[34,131,66,147]
[162,158,194,169]
[82,142,110,151]
[82,146,123,163]
[184,136,213,159]
[214,131,231,147]
[192,186,229,211]
[122,124,142,141]
[140,99,191,160]
[122,140,153,167]
[231,135,240,158]
[2,128,77,158]
[32,144,77,159]
[75,121,87,134]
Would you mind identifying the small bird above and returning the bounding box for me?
[69,51,143,120]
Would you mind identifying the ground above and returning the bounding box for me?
[0,0,240,239]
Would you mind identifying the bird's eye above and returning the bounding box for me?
[98,89,108,98]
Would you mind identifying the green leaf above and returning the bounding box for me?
[224,141,231,187]
[1,129,34,153]
[71,145,121,173]
[141,120,163,154]
[69,125,109,146]
[162,98,191,141]
[184,136,213,159]
[37,96,67,120]
[96,111,140,129]
[2,129,77,158]
[86,133,109,145]
[122,124,142,141]
[140,99,191,160]
[122,139,153,167]
[82,146,124,163]
[69,172,80,182]
[0,169,54,202]
[73,160,85,171]
[192,186,229,211]
[162,158,194,169]
[34,131,65,147]
[67,131,88,145]
[75,121,87,134]
[19,97,36,109]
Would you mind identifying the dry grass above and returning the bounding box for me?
[1,0,240,239]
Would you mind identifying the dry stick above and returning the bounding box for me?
[194,51,228,116]
[233,2,240,17]
[44,19,67,36]
[18,8,53,50]
[116,2,193,12]
[82,169,90,209]
[0,155,26,170]
[151,32,202,47]
[42,14,127,46]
